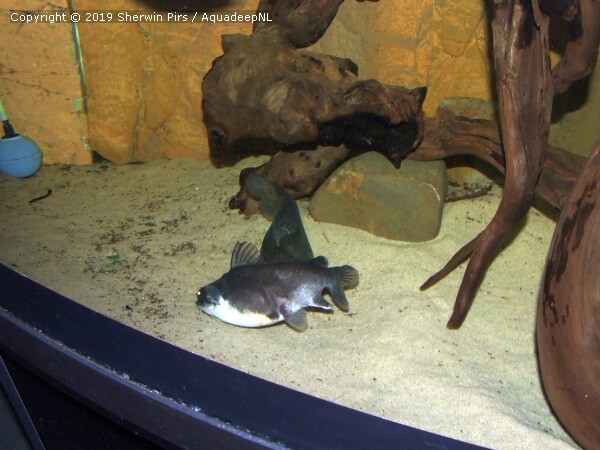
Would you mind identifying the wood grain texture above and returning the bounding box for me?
[536,139,600,449]
[421,0,553,329]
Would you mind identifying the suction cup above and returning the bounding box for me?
[0,100,43,178]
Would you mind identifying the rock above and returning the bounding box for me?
[0,0,90,164]
[309,152,447,242]
[78,20,146,164]
[311,0,493,116]
[75,0,258,163]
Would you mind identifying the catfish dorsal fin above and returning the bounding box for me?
[310,256,328,267]
[231,241,260,268]
[245,173,286,221]
[271,205,299,244]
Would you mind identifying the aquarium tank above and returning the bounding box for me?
[1,1,599,448]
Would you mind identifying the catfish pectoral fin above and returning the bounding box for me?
[272,212,297,244]
[328,286,349,312]
[284,309,308,331]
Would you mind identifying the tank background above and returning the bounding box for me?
[0,0,597,165]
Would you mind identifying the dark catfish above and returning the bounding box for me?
[197,242,359,331]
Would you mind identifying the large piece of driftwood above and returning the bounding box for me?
[230,107,585,215]
[202,1,426,167]
[418,0,599,333]
[421,0,553,329]
[536,138,600,449]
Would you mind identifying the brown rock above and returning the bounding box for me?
[309,152,447,241]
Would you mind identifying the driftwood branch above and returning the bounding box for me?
[420,0,554,329]
[409,105,586,211]
[545,0,600,94]
[421,0,600,330]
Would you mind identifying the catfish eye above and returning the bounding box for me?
[197,285,220,306]
[196,287,208,304]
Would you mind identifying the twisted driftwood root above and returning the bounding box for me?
[536,138,600,449]
[420,0,600,330]
[421,0,553,329]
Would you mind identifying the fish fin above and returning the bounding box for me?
[231,241,260,268]
[245,173,286,221]
[328,288,349,312]
[310,256,329,267]
[284,309,308,331]
[331,265,360,289]
[270,208,298,244]
[311,296,333,310]
[327,265,359,312]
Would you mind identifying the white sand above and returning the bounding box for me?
[0,158,577,448]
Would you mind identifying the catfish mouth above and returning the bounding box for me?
[196,286,218,307]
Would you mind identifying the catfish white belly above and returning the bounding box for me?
[199,288,283,327]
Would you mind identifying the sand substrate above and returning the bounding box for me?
[0,158,578,449]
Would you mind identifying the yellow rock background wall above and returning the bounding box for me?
[0,0,90,164]
[310,0,493,116]
[73,0,258,163]
[0,0,597,164]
